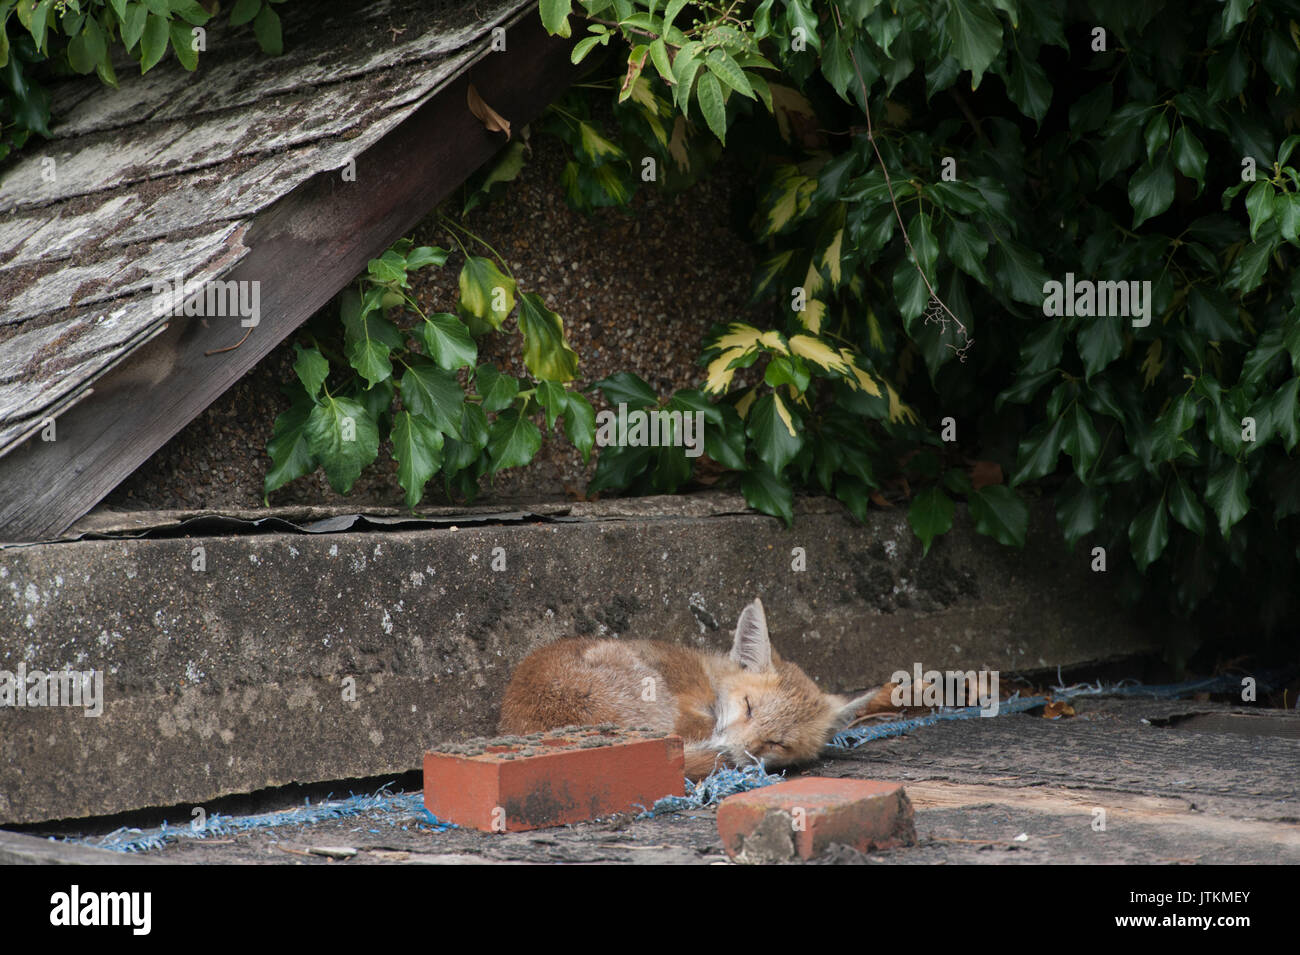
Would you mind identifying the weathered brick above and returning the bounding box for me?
[423,726,685,832]
[717,777,915,862]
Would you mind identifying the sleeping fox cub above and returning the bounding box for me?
[499,598,875,779]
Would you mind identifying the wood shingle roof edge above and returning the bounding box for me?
[0,0,579,542]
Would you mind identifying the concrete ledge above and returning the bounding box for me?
[0,829,154,864]
[0,491,1155,824]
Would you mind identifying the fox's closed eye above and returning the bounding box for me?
[764,740,787,751]
[744,695,753,719]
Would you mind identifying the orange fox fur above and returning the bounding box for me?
[498,598,875,779]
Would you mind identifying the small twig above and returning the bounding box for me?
[204,325,253,356]
[275,844,315,858]
[831,3,971,354]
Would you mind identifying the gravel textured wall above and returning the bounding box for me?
[103,135,767,511]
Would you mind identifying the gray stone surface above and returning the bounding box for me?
[0,492,1156,824]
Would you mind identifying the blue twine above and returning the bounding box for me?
[62,784,456,854]
[637,762,786,818]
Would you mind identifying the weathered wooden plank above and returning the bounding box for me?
[0,195,141,267]
[2,74,417,212]
[0,9,579,542]
[46,0,523,139]
[2,224,245,327]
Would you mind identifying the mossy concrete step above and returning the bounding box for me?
[0,492,1155,825]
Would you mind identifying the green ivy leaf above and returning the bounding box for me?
[264,396,317,497]
[539,0,572,38]
[1005,52,1050,124]
[1129,499,1169,572]
[945,0,1002,88]
[168,18,199,70]
[1056,480,1103,549]
[252,3,282,55]
[458,256,516,331]
[444,403,490,472]
[368,249,408,285]
[1263,376,1300,451]
[1169,472,1206,536]
[139,12,168,73]
[908,486,954,556]
[405,246,449,270]
[392,411,444,509]
[229,0,262,26]
[399,359,464,438]
[1129,154,1175,227]
[1012,415,1064,485]
[475,364,521,413]
[1205,459,1249,539]
[741,467,794,526]
[944,218,989,284]
[784,0,822,54]
[487,408,543,474]
[1076,317,1125,380]
[535,381,566,430]
[345,332,392,390]
[1172,126,1208,187]
[1060,404,1101,480]
[305,396,379,494]
[562,391,597,463]
[1245,181,1276,241]
[420,313,477,371]
[292,344,329,399]
[518,293,579,382]
[593,371,657,409]
[122,2,150,50]
[968,485,1029,547]
[746,392,804,474]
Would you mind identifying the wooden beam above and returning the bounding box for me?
[0,13,578,542]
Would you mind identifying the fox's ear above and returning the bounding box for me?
[729,598,772,672]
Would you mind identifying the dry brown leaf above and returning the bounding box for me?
[869,491,892,509]
[1042,700,1075,720]
[467,83,511,140]
[970,460,1003,490]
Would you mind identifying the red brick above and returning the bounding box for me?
[717,778,915,861]
[423,726,685,832]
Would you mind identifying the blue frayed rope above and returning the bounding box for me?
[64,783,456,854]
[637,762,786,818]
[829,673,1268,749]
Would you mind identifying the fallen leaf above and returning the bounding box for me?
[467,84,511,140]
[869,491,892,508]
[970,460,1003,490]
[1042,700,1075,720]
